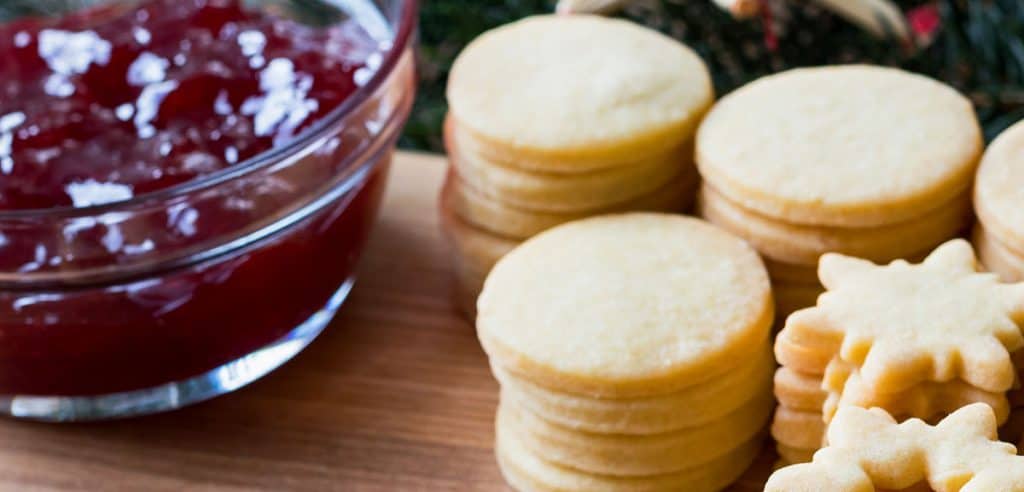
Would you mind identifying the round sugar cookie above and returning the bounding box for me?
[447,118,695,212]
[974,225,1024,283]
[477,213,774,397]
[496,407,761,492]
[774,367,827,413]
[439,201,519,275]
[447,15,713,171]
[975,120,1024,252]
[697,65,982,227]
[493,345,773,435]
[697,184,973,265]
[771,407,826,450]
[445,170,697,240]
[508,389,773,476]
[774,330,831,376]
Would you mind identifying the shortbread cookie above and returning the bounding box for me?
[765,249,933,287]
[478,213,773,397]
[497,408,761,492]
[445,169,697,240]
[765,404,1024,491]
[781,239,1024,394]
[975,224,1024,283]
[448,15,713,171]
[507,389,772,476]
[771,407,826,450]
[493,345,773,435]
[774,283,825,320]
[774,367,827,412]
[447,117,695,212]
[698,184,972,265]
[778,326,1024,389]
[975,120,1024,252]
[775,329,831,376]
[697,65,982,227]
[441,206,519,319]
[822,358,1012,425]
[439,202,519,275]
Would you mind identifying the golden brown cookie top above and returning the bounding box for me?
[477,213,772,397]
[447,15,712,168]
[975,120,1024,250]
[697,65,982,227]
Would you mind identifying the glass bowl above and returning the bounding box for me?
[0,0,417,421]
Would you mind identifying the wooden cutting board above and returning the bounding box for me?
[0,152,506,491]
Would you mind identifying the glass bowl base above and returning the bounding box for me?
[0,276,356,422]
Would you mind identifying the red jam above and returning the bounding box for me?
[0,0,402,397]
[0,0,381,209]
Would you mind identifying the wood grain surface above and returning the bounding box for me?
[0,152,505,491]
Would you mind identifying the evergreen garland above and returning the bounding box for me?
[3,1,1021,150]
[410,0,1024,151]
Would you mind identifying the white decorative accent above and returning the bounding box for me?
[813,0,909,40]
[555,0,629,14]
[126,52,170,86]
[65,179,134,207]
[712,0,761,18]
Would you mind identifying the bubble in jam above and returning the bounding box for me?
[0,0,383,210]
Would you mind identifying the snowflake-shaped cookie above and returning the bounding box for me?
[765,403,1024,491]
[781,239,1024,394]
[822,358,1012,425]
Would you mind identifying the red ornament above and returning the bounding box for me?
[907,3,942,42]
[759,0,778,51]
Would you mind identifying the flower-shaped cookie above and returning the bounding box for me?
[821,358,1012,425]
[780,239,1024,394]
[765,403,1024,491]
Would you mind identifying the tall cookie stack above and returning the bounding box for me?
[771,240,1024,465]
[696,65,982,319]
[478,214,775,492]
[441,15,713,318]
[974,120,1024,283]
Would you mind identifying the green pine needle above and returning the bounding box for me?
[3,1,1020,150]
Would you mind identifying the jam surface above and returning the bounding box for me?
[0,0,407,398]
[0,0,381,210]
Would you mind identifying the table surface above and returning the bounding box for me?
[0,152,506,491]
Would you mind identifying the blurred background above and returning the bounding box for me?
[4,0,1022,152]
[405,0,1023,152]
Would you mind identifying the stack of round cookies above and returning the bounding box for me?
[441,15,713,318]
[771,240,1024,465]
[696,65,982,319]
[974,120,1024,282]
[477,214,775,492]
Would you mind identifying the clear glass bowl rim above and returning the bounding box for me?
[0,0,419,220]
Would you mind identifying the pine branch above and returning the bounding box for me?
[3,0,1020,150]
